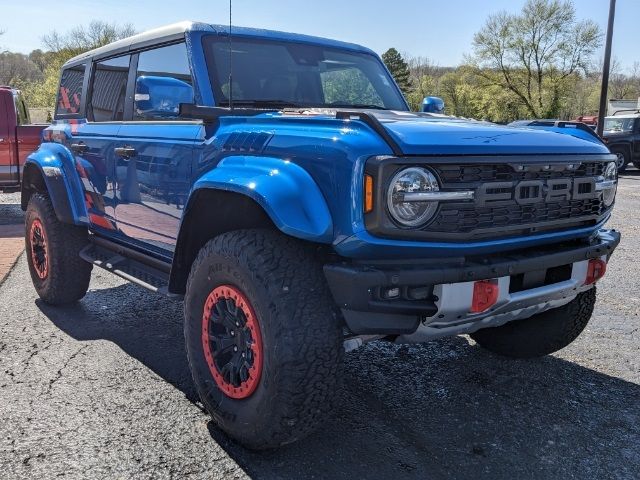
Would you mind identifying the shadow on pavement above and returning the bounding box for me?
[37,284,640,480]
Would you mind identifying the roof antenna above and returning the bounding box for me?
[228,0,233,110]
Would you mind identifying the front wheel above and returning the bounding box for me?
[611,148,629,173]
[184,230,343,450]
[470,288,596,358]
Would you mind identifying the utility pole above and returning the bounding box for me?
[597,0,616,137]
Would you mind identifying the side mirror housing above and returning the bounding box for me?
[422,96,445,114]
[134,75,194,119]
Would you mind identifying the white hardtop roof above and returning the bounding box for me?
[606,113,640,119]
[63,21,197,66]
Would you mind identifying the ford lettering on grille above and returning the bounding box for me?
[475,178,597,207]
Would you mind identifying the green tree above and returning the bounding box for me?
[470,0,601,119]
[382,48,412,95]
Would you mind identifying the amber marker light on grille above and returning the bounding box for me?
[364,174,374,213]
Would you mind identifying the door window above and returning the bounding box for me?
[89,55,131,122]
[134,43,194,120]
[56,63,86,117]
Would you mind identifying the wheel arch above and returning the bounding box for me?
[169,156,334,294]
[21,144,88,225]
[169,189,277,294]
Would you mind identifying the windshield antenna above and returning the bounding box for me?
[228,0,233,110]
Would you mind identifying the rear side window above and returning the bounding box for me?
[56,63,86,116]
[134,42,194,120]
[13,92,30,125]
[89,55,131,122]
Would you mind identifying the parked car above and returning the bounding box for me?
[601,113,640,172]
[0,86,46,190]
[22,22,620,449]
[573,115,598,129]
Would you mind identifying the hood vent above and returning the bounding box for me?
[222,131,272,153]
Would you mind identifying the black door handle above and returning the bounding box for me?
[114,146,137,158]
[70,142,88,154]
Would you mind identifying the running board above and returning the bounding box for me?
[79,236,173,296]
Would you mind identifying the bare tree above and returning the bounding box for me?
[42,20,135,55]
[470,0,602,118]
[0,52,43,85]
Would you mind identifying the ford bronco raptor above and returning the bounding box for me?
[21,22,620,449]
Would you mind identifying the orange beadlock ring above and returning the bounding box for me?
[29,219,49,280]
[201,285,263,399]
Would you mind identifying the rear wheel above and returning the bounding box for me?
[470,288,596,358]
[184,229,343,450]
[25,193,92,305]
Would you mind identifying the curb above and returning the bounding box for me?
[0,224,25,286]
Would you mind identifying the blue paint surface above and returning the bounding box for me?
[27,23,614,263]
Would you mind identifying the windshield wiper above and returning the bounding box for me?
[328,103,389,110]
[219,99,304,109]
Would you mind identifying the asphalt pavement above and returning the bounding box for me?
[0,175,638,479]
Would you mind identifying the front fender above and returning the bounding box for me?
[23,143,88,225]
[192,156,333,242]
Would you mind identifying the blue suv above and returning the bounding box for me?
[21,21,620,449]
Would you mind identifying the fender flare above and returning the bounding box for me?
[22,143,88,225]
[190,156,333,242]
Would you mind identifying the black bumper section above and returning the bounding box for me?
[324,229,620,335]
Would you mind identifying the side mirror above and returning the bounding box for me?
[422,96,445,114]
[134,75,194,119]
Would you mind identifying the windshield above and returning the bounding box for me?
[603,117,635,133]
[204,36,408,110]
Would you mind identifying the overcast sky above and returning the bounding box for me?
[0,0,636,71]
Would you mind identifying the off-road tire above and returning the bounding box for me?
[184,229,343,450]
[610,147,629,173]
[25,193,92,304]
[470,288,596,358]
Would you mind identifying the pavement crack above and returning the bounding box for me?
[46,345,89,394]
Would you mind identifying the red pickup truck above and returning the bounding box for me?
[0,86,47,190]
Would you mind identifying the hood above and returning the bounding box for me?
[369,111,609,156]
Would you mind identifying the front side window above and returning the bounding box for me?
[204,36,407,110]
[134,42,194,120]
[89,55,131,122]
[56,63,85,116]
[603,117,635,133]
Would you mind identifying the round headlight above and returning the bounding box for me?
[387,167,440,227]
[602,161,617,207]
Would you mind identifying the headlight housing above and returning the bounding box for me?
[386,167,440,227]
[601,161,617,207]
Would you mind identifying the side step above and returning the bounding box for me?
[80,236,174,296]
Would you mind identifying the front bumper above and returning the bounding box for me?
[324,229,620,338]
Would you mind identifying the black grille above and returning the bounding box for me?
[431,198,604,234]
[363,157,614,242]
[423,162,607,238]
[433,162,604,185]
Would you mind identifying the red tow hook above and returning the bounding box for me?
[470,279,499,313]
[585,258,607,285]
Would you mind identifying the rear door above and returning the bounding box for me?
[114,42,199,255]
[59,59,126,234]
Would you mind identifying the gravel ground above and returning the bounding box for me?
[0,192,23,225]
[0,175,639,479]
